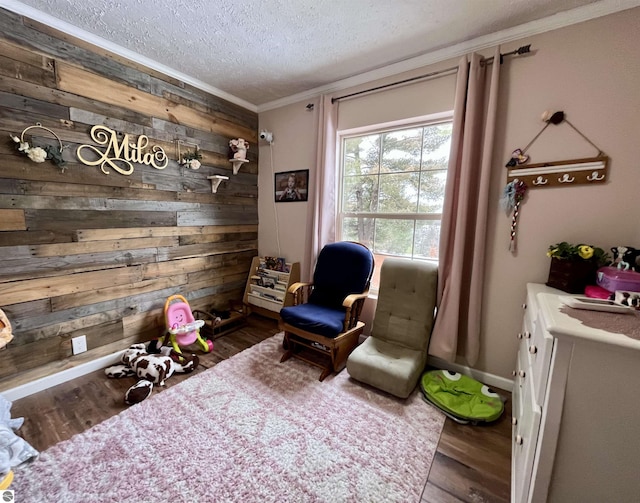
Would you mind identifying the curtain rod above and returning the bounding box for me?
[331,44,532,104]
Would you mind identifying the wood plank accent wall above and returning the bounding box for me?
[0,9,259,391]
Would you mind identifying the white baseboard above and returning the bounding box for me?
[427,356,514,393]
[356,335,514,393]
[2,348,514,402]
[1,351,125,402]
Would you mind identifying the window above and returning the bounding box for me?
[337,114,453,292]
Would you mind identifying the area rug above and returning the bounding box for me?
[13,333,445,502]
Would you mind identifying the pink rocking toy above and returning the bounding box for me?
[160,294,213,354]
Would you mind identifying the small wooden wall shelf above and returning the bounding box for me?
[207,175,229,193]
[506,156,608,189]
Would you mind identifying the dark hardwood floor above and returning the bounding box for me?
[11,315,511,502]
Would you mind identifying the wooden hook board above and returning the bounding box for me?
[506,155,608,189]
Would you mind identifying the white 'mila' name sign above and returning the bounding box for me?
[77,125,168,175]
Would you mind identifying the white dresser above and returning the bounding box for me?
[512,283,640,503]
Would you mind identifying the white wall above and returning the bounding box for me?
[258,7,640,379]
[257,102,318,277]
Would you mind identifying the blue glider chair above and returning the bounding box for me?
[279,241,375,381]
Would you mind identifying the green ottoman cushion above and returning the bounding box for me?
[420,370,504,423]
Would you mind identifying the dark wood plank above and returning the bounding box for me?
[424,395,512,503]
[24,209,177,231]
[0,90,68,120]
[0,73,154,127]
[0,248,159,283]
[0,54,56,88]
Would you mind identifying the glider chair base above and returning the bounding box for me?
[280,321,364,381]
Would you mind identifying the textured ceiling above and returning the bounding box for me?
[3,0,617,107]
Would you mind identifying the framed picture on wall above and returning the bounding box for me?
[274,169,309,202]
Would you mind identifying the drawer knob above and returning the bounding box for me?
[524,331,531,339]
[519,370,526,378]
[512,370,517,377]
[517,333,523,339]
[529,345,538,354]
[512,417,518,426]
[522,303,527,310]
[515,435,523,445]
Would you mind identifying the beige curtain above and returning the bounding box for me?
[428,47,501,366]
[305,95,338,281]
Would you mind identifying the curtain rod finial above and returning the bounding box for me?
[517,44,531,55]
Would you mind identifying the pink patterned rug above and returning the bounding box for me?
[13,333,444,502]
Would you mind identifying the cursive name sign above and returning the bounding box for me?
[77,125,168,175]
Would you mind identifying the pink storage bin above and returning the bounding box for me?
[584,285,611,299]
[596,266,640,293]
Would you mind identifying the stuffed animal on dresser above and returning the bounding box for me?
[610,246,640,271]
[105,343,199,404]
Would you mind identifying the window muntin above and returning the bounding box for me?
[338,117,452,291]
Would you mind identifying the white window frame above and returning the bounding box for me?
[336,111,453,292]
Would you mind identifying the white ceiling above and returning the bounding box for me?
[2,0,638,111]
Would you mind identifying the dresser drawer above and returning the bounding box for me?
[527,309,554,407]
[512,350,542,503]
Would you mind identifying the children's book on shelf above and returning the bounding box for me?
[244,256,301,319]
[263,256,289,272]
[248,257,294,306]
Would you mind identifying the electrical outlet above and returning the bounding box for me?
[71,335,87,355]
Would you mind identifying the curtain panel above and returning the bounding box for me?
[306,95,338,281]
[428,47,501,366]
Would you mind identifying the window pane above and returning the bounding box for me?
[343,135,380,176]
[338,116,453,278]
[422,123,452,171]
[374,219,414,256]
[342,175,379,212]
[378,172,419,213]
[342,217,374,250]
[381,128,422,173]
[418,170,447,213]
[414,221,441,260]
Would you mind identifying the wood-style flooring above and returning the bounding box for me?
[11,315,511,502]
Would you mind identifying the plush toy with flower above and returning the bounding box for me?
[228,138,248,160]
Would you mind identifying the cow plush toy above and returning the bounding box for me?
[105,343,199,404]
[611,246,640,272]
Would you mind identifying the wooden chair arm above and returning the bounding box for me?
[342,290,369,309]
[287,281,312,294]
[287,282,313,306]
[342,289,370,331]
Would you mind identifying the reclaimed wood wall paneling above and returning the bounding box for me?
[0,9,259,390]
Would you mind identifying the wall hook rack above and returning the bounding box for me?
[507,156,609,188]
[505,110,608,189]
[207,175,229,193]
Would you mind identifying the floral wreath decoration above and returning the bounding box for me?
[179,146,202,170]
[10,123,67,171]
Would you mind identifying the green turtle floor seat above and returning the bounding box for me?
[420,369,504,424]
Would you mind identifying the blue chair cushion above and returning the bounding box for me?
[280,304,346,339]
[309,242,374,310]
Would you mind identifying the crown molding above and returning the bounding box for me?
[0,0,258,112]
[257,0,640,113]
[2,0,638,115]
